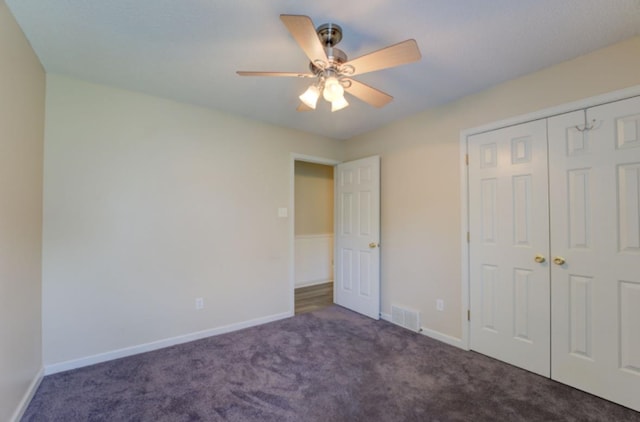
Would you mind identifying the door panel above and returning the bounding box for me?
[567,169,591,248]
[568,274,593,358]
[469,120,551,377]
[618,163,640,252]
[549,97,640,412]
[334,156,380,319]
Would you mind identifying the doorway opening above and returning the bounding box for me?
[293,160,335,314]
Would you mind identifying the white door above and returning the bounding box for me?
[334,156,381,319]
[468,120,551,377]
[549,97,640,412]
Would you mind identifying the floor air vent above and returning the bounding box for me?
[391,305,421,332]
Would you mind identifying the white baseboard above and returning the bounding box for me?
[44,311,293,375]
[418,327,466,350]
[10,367,44,422]
[295,279,333,289]
[381,312,466,350]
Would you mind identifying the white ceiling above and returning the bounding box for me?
[7,0,640,140]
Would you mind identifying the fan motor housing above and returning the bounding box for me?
[309,46,347,74]
[316,23,342,47]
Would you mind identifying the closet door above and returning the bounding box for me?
[549,96,640,412]
[468,120,551,377]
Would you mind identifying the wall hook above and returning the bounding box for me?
[575,109,596,132]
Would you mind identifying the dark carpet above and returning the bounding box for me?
[23,306,640,422]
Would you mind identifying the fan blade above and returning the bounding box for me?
[280,14,329,65]
[343,39,421,76]
[344,79,393,108]
[297,102,314,112]
[236,71,315,78]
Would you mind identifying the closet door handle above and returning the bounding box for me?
[534,255,546,263]
[553,256,566,266]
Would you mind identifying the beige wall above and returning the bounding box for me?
[345,36,640,340]
[0,2,45,420]
[42,74,343,365]
[294,161,334,235]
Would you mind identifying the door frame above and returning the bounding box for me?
[459,84,640,350]
[289,153,341,315]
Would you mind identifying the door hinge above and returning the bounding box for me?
[467,231,470,243]
[465,154,469,165]
[467,310,471,321]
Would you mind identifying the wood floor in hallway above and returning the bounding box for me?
[294,281,333,315]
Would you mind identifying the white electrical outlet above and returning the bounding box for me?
[195,297,204,310]
[436,299,444,311]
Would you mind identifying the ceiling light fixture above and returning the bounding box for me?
[299,76,349,111]
[322,76,343,102]
[331,95,349,112]
[299,84,321,109]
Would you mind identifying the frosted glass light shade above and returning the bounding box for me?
[331,96,349,112]
[322,77,344,102]
[299,85,320,109]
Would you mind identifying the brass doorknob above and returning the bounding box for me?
[553,256,566,265]
[369,242,379,248]
[534,255,546,263]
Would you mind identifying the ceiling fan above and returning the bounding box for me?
[237,14,421,112]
